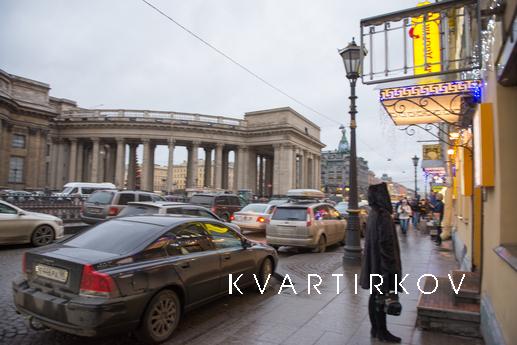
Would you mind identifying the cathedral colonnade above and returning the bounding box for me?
[0,68,325,196]
[45,136,321,196]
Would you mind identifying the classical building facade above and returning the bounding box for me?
[320,126,369,198]
[0,69,324,196]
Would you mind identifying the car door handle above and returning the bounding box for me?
[222,254,231,261]
[180,262,190,269]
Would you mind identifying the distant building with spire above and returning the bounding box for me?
[320,125,370,199]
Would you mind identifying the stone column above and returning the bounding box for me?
[149,143,155,191]
[214,143,224,189]
[166,139,175,192]
[141,139,151,190]
[55,139,66,188]
[273,144,282,195]
[204,147,212,187]
[76,141,84,182]
[115,138,126,189]
[68,138,78,182]
[258,156,264,196]
[187,142,199,188]
[127,144,137,189]
[38,131,48,187]
[0,119,4,186]
[222,149,229,189]
[0,121,12,186]
[247,149,257,192]
[265,157,273,197]
[91,138,100,183]
[49,137,59,189]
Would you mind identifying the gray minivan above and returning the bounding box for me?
[81,190,164,224]
[266,202,346,253]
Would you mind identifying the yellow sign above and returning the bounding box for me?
[411,1,441,75]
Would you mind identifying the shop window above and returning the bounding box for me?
[8,157,24,183]
[11,134,26,149]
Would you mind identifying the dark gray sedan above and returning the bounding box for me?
[13,216,277,344]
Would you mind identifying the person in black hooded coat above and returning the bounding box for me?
[360,182,402,343]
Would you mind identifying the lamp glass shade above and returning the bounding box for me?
[339,39,366,77]
[412,155,420,167]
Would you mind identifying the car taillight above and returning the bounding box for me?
[211,207,216,213]
[257,216,265,223]
[306,208,313,227]
[230,214,235,221]
[79,264,117,298]
[108,206,120,216]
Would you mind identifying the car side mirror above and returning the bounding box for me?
[241,238,252,249]
[18,211,26,216]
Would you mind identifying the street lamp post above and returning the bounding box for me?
[338,38,367,260]
[412,155,419,199]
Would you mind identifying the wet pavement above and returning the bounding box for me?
[0,226,485,345]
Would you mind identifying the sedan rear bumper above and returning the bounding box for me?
[266,235,316,248]
[12,278,144,337]
[232,221,266,231]
[80,214,105,225]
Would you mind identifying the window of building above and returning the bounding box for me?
[11,134,26,149]
[8,157,24,183]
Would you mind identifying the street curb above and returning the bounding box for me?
[64,223,89,235]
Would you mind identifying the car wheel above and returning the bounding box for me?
[257,257,274,290]
[31,225,55,247]
[313,235,326,253]
[137,290,181,344]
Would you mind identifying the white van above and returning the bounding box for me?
[55,182,117,198]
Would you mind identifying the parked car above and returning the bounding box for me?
[13,215,277,343]
[1,190,35,202]
[189,193,244,221]
[232,203,276,232]
[81,190,164,224]
[54,182,117,199]
[335,201,369,236]
[117,201,242,233]
[0,200,64,246]
[266,201,346,253]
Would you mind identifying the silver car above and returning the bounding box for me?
[81,190,164,224]
[0,200,64,246]
[232,203,276,232]
[266,202,346,253]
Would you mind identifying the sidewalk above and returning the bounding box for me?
[164,227,485,345]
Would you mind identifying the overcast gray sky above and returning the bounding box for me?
[0,0,432,191]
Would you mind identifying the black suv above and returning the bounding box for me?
[189,194,245,221]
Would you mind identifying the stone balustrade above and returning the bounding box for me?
[60,109,246,127]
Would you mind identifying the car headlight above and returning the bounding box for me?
[56,219,63,226]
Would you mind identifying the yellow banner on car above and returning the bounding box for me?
[411,1,441,75]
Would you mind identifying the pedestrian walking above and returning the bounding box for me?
[397,198,412,235]
[431,193,445,246]
[360,182,402,343]
[410,198,420,229]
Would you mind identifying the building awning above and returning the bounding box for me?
[380,80,482,126]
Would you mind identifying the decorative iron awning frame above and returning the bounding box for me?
[379,79,481,151]
[360,0,481,84]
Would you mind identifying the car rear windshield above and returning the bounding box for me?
[190,195,214,205]
[241,204,268,213]
[272,207,307,221]
[118,205,159,217]
[65,220,163,255]
[86,191,114,204]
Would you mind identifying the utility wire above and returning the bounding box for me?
[139,0,392,162]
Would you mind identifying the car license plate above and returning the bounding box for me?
[88,207,101,214]
[34,264,69,283]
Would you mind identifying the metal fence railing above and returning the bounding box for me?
[1,196,84,223]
